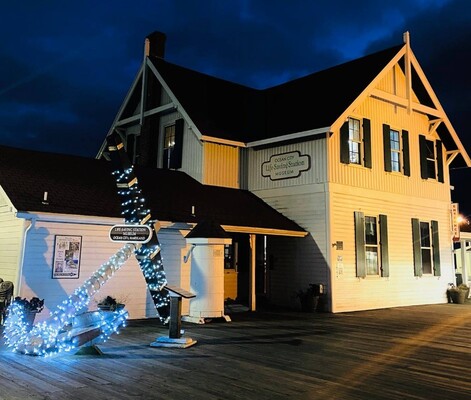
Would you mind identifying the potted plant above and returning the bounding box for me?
[446,284,470,304]
[12,296,44,326]
[296,284,319,312]
[97,295,125,311]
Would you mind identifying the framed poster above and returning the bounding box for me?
[52,235,82,279]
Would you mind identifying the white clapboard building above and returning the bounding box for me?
[1,31,469,321]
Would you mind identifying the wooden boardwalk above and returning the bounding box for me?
[1,302,470,399]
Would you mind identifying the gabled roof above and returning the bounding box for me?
[146,39,469,166]
[0,145,306,236]
[150,44,403,143]
[150,57,263,142]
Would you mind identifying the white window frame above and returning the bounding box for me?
[389,128,401,173]
[349,117,362,165]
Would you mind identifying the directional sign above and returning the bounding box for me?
[109,225,153,243]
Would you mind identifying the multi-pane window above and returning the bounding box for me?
[349,118,361,164]
[424,139,436,179]
[365,216,379,275]
[412,218,441,277]
[383,125,410,176]
[341,117,371,168]
[389,129,401,172]
[163,124,176,169]
[419,135,443,182]
[161,118,184,170]
[355,212,389,278]
[420,222,433,274]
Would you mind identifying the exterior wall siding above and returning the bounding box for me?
[19,219,188,321]
[203,142,239,188]
[328,70,450,203]
[329,185,454,312]
[242,63,455,313]
[248,139,328,191]
[159,112,204,183]
[246,139,330,309]
[253,185,330,309]
[322,65,454,311]
[0,200,24,286]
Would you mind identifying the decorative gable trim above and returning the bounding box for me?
[246,127,330,148]
[330,39,470,168]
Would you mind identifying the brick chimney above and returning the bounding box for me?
[145,31,166,58]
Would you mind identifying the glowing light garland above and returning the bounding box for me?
[4,244,134,356]
[3,132,170,356]
[108,135,170,321]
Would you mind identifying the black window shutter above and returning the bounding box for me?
[363,118,372,169]
[412,218,422,277]
[340,121,350,164]
[170,118,184,169]
[431,220,441,276]
[402,130,410,177]
[436,140,444,183]
[419,135,428,179]
[383,124,392,172]
[379,214,389,277]
[354,211,366,278]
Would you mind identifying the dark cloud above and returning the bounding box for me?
[1,0,470,212]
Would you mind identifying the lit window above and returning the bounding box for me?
[390,129,401,172]
[365,216,379,275]
[412,218,441,277]
[349,118,361,164]
[355,212,389,278]
[341,118,371,168]
[420,222,433,274]
[383,125,410,176]
[163,124,176,169]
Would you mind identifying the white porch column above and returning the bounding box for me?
[249,234,256,311]
[461,239,469,287]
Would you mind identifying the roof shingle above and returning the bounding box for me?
[0,145,305,234]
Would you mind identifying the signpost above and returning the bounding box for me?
[109,225,153,244]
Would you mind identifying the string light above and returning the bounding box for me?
[4,134,170,356]
[4,244,134,356]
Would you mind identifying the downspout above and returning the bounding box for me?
[325,130,333,312]
[16,215,35,296]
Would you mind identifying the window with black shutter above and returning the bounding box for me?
[355,211,389,278]
[340,117,371,169]
[383,125,409,176]
[411,218,441,276]
[419,134,443,182]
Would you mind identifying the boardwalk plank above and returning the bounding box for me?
[1,303,471,399]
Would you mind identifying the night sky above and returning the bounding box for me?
[1,1,471,214]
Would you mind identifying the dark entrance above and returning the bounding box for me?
[226,233,269,308]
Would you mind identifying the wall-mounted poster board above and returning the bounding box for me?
[52,235,82,279]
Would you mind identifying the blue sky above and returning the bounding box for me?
[1,0,470,211]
